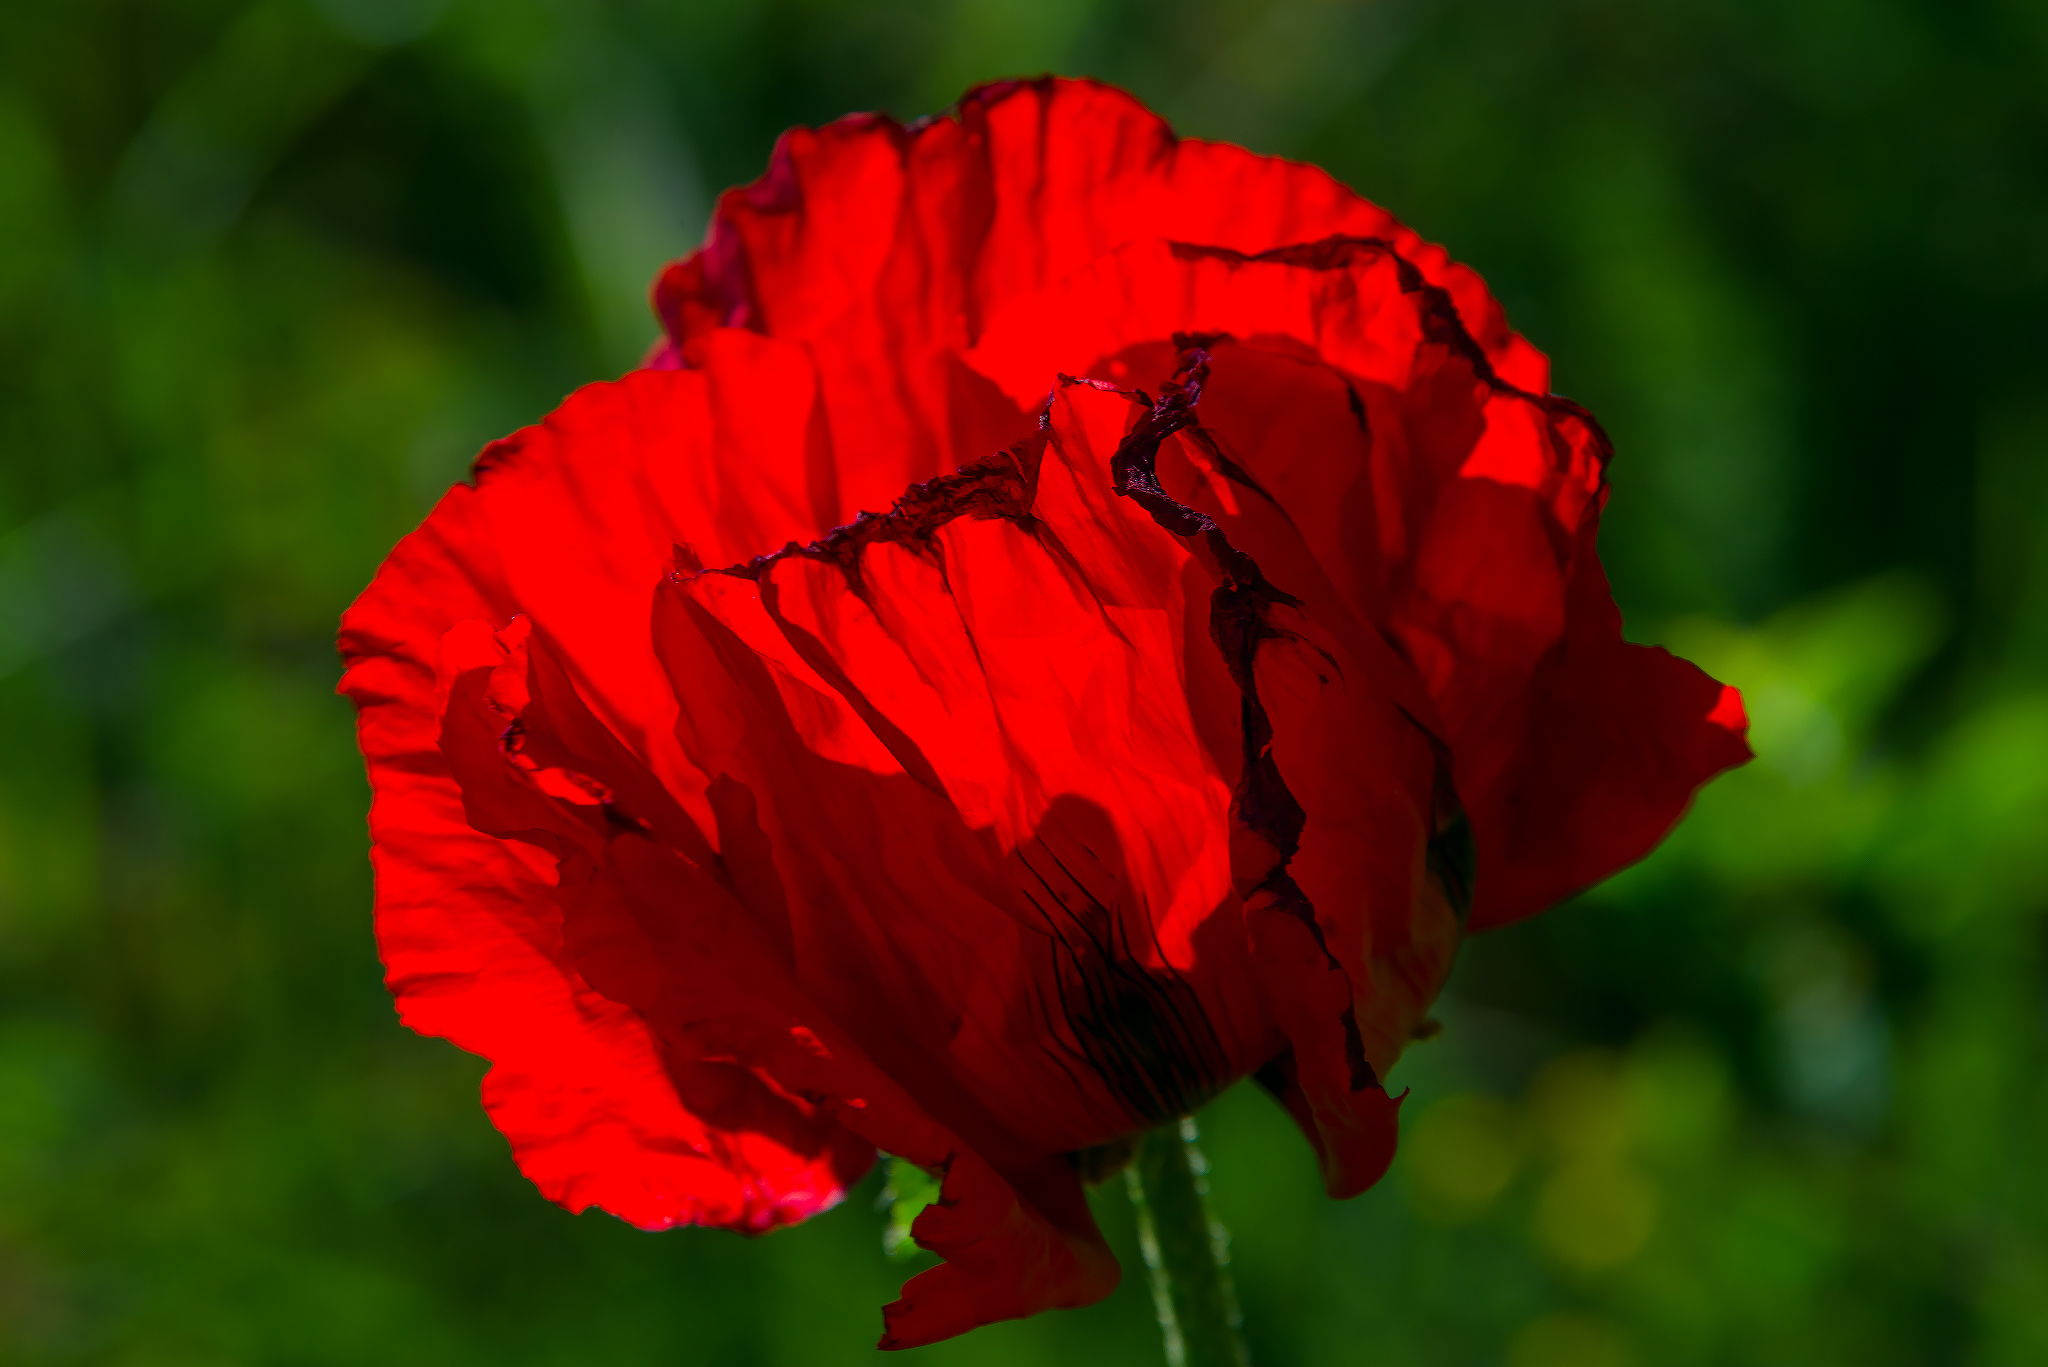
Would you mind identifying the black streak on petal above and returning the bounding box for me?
[1021,837,1230,1128]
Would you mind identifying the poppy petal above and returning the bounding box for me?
[959,235,1749,926]
[438,601,1125,1349]
[339,503,866,1233]
[651,77,1545,512]
[650,365,1455,1238]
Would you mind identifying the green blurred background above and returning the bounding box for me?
[4,0,2047,1362]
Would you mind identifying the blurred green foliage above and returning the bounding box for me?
[2,0,2046,1362]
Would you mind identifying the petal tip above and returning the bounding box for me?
[1708,681,1750,737]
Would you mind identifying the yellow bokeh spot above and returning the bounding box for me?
[1529,1052,1633,1161]
[1403,1093,1523,1222]
[1506,1311,1633,1367]
[1533,1159,1658,1272]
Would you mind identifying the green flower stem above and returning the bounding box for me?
[1125,1118,1250,1367]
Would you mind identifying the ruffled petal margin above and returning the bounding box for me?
[339,487,871,1234]
[650,76,1548,527]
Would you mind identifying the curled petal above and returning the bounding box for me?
[340,509,867,1234]
[964,236,1749,926]
[436,614,1123,1347]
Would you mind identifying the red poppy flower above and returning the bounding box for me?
[338,77,1748,1349]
